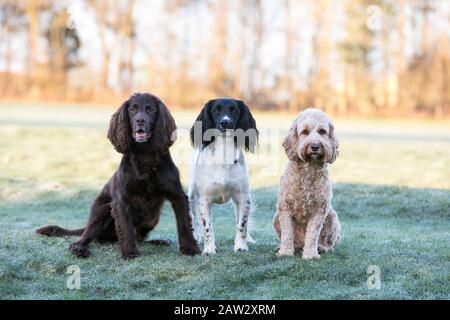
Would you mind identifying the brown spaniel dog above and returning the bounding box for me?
[36,93,200,260]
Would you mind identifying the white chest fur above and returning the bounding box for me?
[191,135,250,204]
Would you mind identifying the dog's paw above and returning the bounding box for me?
[202,245,217,255]
[69,242,91,258]
[122,251,142,260]
[318,245,333,254]
[234,245,249,252]
[234,239,249,252]
[302,251,320,260]
[276,247,294,257]
[180,244,201,256]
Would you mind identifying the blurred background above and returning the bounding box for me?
[0,0,449,117]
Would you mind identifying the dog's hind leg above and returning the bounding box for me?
[69,196,113,258]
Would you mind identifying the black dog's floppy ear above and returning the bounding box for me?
[236,100,259,153]
[190,100,215,148]
[152,96,177,153]
[107,99,131,154]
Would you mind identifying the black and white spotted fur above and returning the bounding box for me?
[188,98,258,254]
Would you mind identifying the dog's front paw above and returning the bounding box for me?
[234,238,249,252]
[180,244,201,256]
[202,244,217,255]
[69,242,91,258]
[302,251,320,260]
[122,250,141,260]
[318,245,333,254]
[276,247,294,257]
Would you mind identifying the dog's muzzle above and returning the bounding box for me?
[218,117,234,131]
[306,143,324,161]
[134,128,150,142]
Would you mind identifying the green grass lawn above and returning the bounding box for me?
[0,102,449,299]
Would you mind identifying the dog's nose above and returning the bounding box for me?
[219,118,233,129]
[311,143,321,152]
[136,118,146,127]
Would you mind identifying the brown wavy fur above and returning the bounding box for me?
[36,93,200,260]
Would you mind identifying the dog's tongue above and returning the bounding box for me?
[135,132,147,140]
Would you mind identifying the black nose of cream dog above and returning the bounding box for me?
[219,118,233,129]
[311,143,321,152]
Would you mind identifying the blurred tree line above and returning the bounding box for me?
[0,0,449,117]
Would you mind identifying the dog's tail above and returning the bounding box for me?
[36,225,84,237]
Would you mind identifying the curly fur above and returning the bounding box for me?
[36,93,199,260]
[273,108,341,260]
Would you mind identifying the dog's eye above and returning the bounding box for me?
[214,108,221,114]
[129,105,138,112]
[301,129,309,135]
[318,129,327,135]
[231,109,238,115]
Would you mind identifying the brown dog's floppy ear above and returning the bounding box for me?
[283,119,300,161]
[236,100,259,153]
[107,99,131,154]
[328,122,339,163]
[152,96,177,153]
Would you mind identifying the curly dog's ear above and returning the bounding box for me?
[236,100,259,153]
[107,99,131,154]
[152,96,177,153]
[190,100,215,149]
[283,118,300,161]
[328,122,339,164]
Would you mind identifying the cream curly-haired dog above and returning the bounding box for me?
[273,108,341,260]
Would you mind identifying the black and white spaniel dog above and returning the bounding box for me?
[188,98,258,254]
